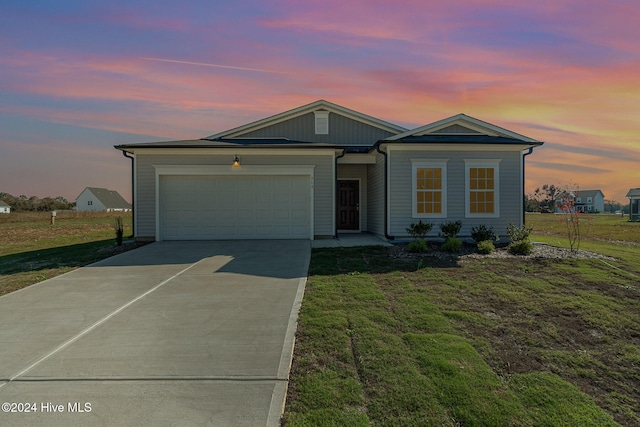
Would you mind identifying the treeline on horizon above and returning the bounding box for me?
[0,192,75,212]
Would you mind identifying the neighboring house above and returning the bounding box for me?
[556,189,605,213]
[75,187,131,212]
[0,200,10,214]
[115,100,543,241]
[626,188,640,222]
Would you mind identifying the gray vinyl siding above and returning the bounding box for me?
[240,112,396,145]
[337,164,368,231]
[134,152,334,239]
[433,124,481,134]
[388,148,523,239]
[366,152,385,237]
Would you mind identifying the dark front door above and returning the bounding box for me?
[337,180,359,230]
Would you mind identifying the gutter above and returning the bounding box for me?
[334,149,346,238]
[122,150,135,238]
[375,143,394,240]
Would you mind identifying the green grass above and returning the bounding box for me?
[284,228,640,426]
[0,211,134,295]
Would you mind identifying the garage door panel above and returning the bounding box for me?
[160,175,310,240]
[237,210,254,220]
[256,210,272,220]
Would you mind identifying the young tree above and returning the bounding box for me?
[531,184,560,212]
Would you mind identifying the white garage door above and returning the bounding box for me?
[159,175,311,240]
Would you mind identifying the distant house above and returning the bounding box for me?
[555,189,605,213]
[0,200,10,214]
[626,188,640,222]
[75,187,131,212]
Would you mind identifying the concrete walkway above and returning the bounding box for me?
[311,233,392,248]
[0,240,310,427]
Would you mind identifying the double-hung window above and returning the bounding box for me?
[412,160,447,218]
[465,160,500,218]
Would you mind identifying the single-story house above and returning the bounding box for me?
[626,188,640,221]
[75,187,131,212]
[555,189,605,213]
[115,100,543,241]
[0,200,10,214]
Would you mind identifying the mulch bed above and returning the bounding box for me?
[387,241,615,261]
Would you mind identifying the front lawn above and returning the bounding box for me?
[284,236,640,426]
[0,211,137,296]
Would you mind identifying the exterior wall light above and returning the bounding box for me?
[233,155,240,167]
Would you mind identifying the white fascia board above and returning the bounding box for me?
[384,144,533,152]
[154,165,316,176]
[129,148,336,156]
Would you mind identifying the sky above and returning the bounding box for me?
[1,0,639,205]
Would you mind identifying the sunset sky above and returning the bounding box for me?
[1,0,638,204]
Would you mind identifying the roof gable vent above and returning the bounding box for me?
[314,110,329,135]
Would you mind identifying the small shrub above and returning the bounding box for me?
[470,225,496,243]
[506,223,533,242]
[406,220,433,240]
[441,236,462,253]
[509,240,533,255]
[407,240,428,253]
[476,240,495,254]
[439,221,462,238]
[114,216,124,246]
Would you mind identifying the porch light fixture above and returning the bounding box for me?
[233,155,240,167]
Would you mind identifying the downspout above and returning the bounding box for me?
[335,149,346,238]
[376,144,394,240]
[522,147,533,225]
[122,150,135,238]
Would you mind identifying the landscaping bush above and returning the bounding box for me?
[509,240,533,255]
[471,225,496,243]
[406,220,433,240]
[407,240,428,253]
[506,223,533,242]
[441,236,462,253]
[476,240,495,254]
[439,221,462,238]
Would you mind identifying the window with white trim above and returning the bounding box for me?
[465,160,500,218]
[412,160,447,218]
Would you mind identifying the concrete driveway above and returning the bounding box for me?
[0,240,310,426]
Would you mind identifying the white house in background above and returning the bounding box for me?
[75,187,131,212]
[574,189,605,213]
[555,189,605,213]
[0,200,10,214]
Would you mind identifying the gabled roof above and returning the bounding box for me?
[78,187,130,209]
[555,189,605,202]
[205,99,408,139]
[0,200,10,208]
[575,189,604,199]
[115,103,545,152]
[626,188,640,198]
[115,138,341,150]
[384,113,543,146]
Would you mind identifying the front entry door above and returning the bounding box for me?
[337,180,359,230]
